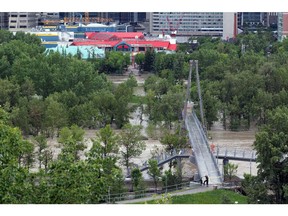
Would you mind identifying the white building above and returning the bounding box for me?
[149,12,223,37]
[222,12,237,40]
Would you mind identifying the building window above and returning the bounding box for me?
[20,25,27,28]
[20,15,27,17]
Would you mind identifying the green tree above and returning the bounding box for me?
[119,123,146,175]
[44,97,68,138]
[0,78,20,108]
[0,108,34,203]
[86,139,124,203]
[33,134,48,169]
[131,168,145,194]
[10,97,30,135]
[144,48,155,72]
[92,124,119,158]
[113,80,136,128]
[135,53,145,72]
[90,90,116,127]
[241,174,270,204]
[224,163,238,182]
[147,159,161,191]
[0,29,13,44]
[47,159,90,204]
[58,125,86,161]
[253,107,288,203]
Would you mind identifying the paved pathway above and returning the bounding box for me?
[116,185,215,204]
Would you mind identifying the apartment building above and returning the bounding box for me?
[8,12,38,30]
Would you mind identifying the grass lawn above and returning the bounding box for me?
[142,189,248,204]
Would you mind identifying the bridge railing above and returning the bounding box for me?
[191,111,222,181]
[128,148,190,175]
[185,115,203,177]
[214,147,257,161]
[103,181,194,203]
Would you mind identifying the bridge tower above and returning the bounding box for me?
[184,60,206,133]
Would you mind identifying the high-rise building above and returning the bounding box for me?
[8,12,38,30]
[106,12,146,24]
[278,12,288,41]
[58,12,146,24]
[222,13,238,40]
[149,12,223,36]
[267,12,278,29]
[0,12,9,29]
[237,12,269,30]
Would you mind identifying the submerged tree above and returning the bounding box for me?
[119,123,146,176]
[147,159,161,192]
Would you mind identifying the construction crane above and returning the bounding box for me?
[43,13,114,27]
[166,13,184,36]
[84,12,89,24]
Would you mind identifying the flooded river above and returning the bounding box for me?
[108,70,259,179]
[42,70,258,179]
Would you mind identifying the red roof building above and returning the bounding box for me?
[72,32,177,52]
[86,32,145,40]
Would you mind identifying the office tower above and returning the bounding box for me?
[0,12,9,29]
[107,13,146,24]
[267,12,278,29]
[278,12,288,41]
[150,12,223,36]
[237,12,268,30]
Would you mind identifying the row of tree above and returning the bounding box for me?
[136,32,288,131]
[0,107,150,203]
[135,32,288,204]
[0,29,140,135]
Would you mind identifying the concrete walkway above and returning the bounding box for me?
[116,185,215,204]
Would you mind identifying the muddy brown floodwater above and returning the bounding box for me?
[209,120,258,178]
[109,70,259,179]
[40,69,258,180]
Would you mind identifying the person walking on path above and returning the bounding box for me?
[203,175,209,186]
[210,143,215,153]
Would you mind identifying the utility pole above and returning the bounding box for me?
[108,186,110,203]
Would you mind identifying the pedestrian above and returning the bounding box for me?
[203,175,209,186]
[199,177,203,185]
[210,143,215,153]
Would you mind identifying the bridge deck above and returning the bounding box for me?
[185,111,222,184]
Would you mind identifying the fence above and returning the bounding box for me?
[102,181,195,203]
